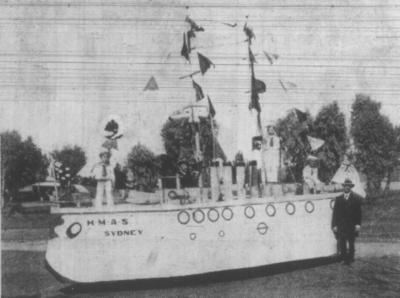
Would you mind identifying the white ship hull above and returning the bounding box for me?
[46,193,338,283]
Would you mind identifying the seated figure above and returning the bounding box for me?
[303,155,322,194]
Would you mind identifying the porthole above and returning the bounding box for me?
[285,202,296,215]
[177,210,190,225]
[305,201,315,213]
[265,204,276,217]
[193,209,205,224]
[222,207,234,221]
[207,208,219,222]
[244,206,255,219]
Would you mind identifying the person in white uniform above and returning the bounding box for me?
[92,151,115,208]
[262,125,281,183]
[303,155,322,193]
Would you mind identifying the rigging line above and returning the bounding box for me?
[3,60,400,69]
[1,2,399,8]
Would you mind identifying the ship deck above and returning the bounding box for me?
[51,192,340,214]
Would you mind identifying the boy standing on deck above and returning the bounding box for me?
[92,151,115,208]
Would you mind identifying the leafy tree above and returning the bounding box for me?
[313,101,348,183]
[275,110,314,182]
[127,144,158,191]
[51,145,87,178]
[1,131,48,199]
[161,117,219,168]
[350,94,396,197]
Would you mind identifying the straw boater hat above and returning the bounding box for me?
[342,178,355,188]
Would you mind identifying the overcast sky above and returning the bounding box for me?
[1,0,400,164]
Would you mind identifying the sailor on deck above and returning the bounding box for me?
[92,151,115,208]
[262,125,280,183]
[303,155,322,193]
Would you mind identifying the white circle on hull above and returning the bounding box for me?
[177,210,190,225]
[244,206,256,219]
[218,230,225,237]
[305,201,315,213]
[207,208,219,222]
[285,202,296,215]
[222,207,233,221]
[265,204,276,217]
[193,209,205,223]
[190,233,196,240]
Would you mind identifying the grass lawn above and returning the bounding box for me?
[360,192,400,242]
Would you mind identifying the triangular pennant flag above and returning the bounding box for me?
[294,109,307,123]
[307,136,325,151]
[185,16,205,32]
[181,33,190,61]
[243,22,255,42]
[254,78,266,93]
[263,51,279,65]
[143,76,159,91]
[207,95,216,117]
[286,81,297,89]
[249,73,261,113]
[198,52,214,75]
[192,79,204,101]
[279,79,287,92]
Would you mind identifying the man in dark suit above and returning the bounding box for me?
[332,178,362,265]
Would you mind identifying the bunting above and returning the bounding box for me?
[307,136,325,151]
[192,79,204,101]
[263,51,279,65]
[143,76,159,91]
[198,52,214,74]
[207,95,216,117]
[181,33,190,61]
[243,22,255,43]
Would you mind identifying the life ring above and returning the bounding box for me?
[66,222,82,239]
[305,201,315,213]
[207,208,219,222]
[177,210,190,225]
[222,207,233,221]
[285,202,296,215]
[265,203,276,217]
[257,222,268,235]
[330,199,335,210]
[244,206,255,219]
[193,209,205,224]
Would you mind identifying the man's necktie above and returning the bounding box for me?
[102,164,107,177]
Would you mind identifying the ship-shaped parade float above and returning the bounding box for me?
[45,15,362,284]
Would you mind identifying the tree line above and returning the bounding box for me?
[1,93,399,200]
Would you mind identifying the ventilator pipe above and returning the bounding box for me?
[222,162,233,200]
[249,160,259,198]
[210,160,220,201]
